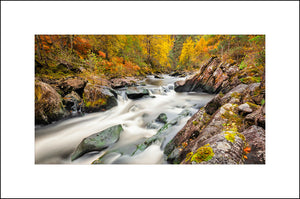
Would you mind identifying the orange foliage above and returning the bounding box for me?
[98,51,106,58]
[243,146,251,154]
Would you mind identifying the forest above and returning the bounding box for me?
[35,35,265,81]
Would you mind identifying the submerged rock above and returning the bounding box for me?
[71,124,124,161]
[133,109,192,156]
[155,113,168,124]
[35,80,66,125]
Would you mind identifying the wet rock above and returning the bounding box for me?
[83,83,118,113]
[35,80,66,125]
[71,124,124,161]
[154,74,163,79]
[155,113,168,124]
[133,109,192,155]
[63,91,83,114]
[241,125,265,164]
[125,87,150,99]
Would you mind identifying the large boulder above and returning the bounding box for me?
[71,124,124,161]
[83,83,118,113]
[35,80,66,125]
[125,87,150,99]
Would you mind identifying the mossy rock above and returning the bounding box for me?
[71,124,124,161]
[155,113,168,124]
[83,83,118,113]
[35,80,66,125]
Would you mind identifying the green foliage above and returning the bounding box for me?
[239,61,247,70]
[261,98,265,106]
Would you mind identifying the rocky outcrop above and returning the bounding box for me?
[83,83,118,113]
[71,124,124,161]
[35,80,66,125]
[164,82,265,164]
[174,57,240,94]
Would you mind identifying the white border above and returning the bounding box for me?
[1,1,299,198]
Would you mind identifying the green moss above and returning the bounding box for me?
[231,92,242,99]
[192,120,199,126]
[246,102,260,110]
[225,131,236,143]
[221,110,243,127]
[240,76,261,84]
[185,152,193,162]
[219,91,224,98]
[191,144,214,163]
[185,144,214,163]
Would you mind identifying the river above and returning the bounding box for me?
[35,75,215,164]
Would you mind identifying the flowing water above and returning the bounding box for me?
[35,75,215,164]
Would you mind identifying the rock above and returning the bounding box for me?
[174,57,240,94]
[35,80,66,125]
[63,91,83,113]
[71,124,124,161]
[164,103,244,164]
[174,80,188,92]
[241,125,265,164]
[83,83,118,113]
[125,87,150,99]
[204,95,222,115]
[133,109,192,156]
[58,77,87,96]
[244,104,265,128]
[155,113,168,124]
[170,71,185,77]
[238,103,253,115]
[154,74,163,79]
[110,77,137,89]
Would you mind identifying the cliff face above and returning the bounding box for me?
[165,57,265,164]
